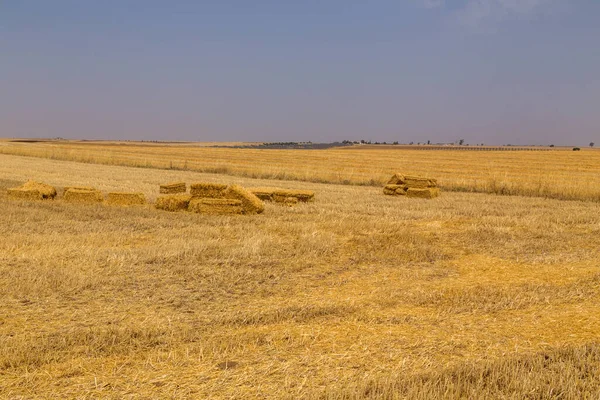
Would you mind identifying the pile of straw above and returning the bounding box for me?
[105,192,146,206]
[188,198,243,215]
[384,174,439,199]
[64,188,104,203]
[223,185,264,214]
[7,181,57,200]
[155,194,193,212]
[159,182,186,194]
[190,183,228,198]
[249,187,315,204]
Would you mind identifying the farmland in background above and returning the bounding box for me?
[1,140,600,202]
[1,150,600,398]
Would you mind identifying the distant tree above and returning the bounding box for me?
[549,144,555,147]
[409,141,414,145]
[459,139,465,145]
[573,147,581,151]
[393,141,398,145]
[427,140,431,145]
[590,142,595,147]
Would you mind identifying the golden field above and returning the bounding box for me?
[1,140,600,202]
[1,150,600,399]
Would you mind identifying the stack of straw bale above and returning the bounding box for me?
[64,187,104,203]
[190,183,228,198]
[188,198,243,215]
[105,192,147,206]
[155,194,193,212]
[7,181,57,200]
[159,182,186,194]
[249,187,315,204]
[383,174,439,199]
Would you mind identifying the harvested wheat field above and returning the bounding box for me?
[1,153,600,399]
[2,140,600,202]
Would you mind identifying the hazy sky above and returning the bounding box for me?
[1,1,599,145]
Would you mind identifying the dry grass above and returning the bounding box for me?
[2,140,600,201]
[1,153,600,398]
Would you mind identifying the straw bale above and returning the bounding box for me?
[159,182,186,194]
[7,187,44,200]
[248,187,274,201]
[406,188,440,199]
[105,192,147,206]
[190,182,228,198]
[188,198,243,215]
[64,188,104,203]
[383,184,407,196]
[63,186,97,194]
[404,175,437,188]
[387,173,406,185]
[155,194,193,212]
[7,181,57,200]
[273,189,314,202]
[250,187,315,202]
[223,184,264,214]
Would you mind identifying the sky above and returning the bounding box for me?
[1,0,599,145]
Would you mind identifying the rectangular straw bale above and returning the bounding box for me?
[7,187,44,200]
[250,187,315,202]
[272,189,314,202]
[159,182,186,194]
[387,173,406,185]
[188,198,243,215]
[404,176,437,188]
[105,192,147,206]
[406,188,440,199]
[155,194,193,212]
[248,187,275,201]
[64,188,104,203]
[63,186,97,194]
[190,182,228,198]
[383,184,407,196]
[223,184,264,214]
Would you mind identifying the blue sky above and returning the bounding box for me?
[1,1,599,145]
